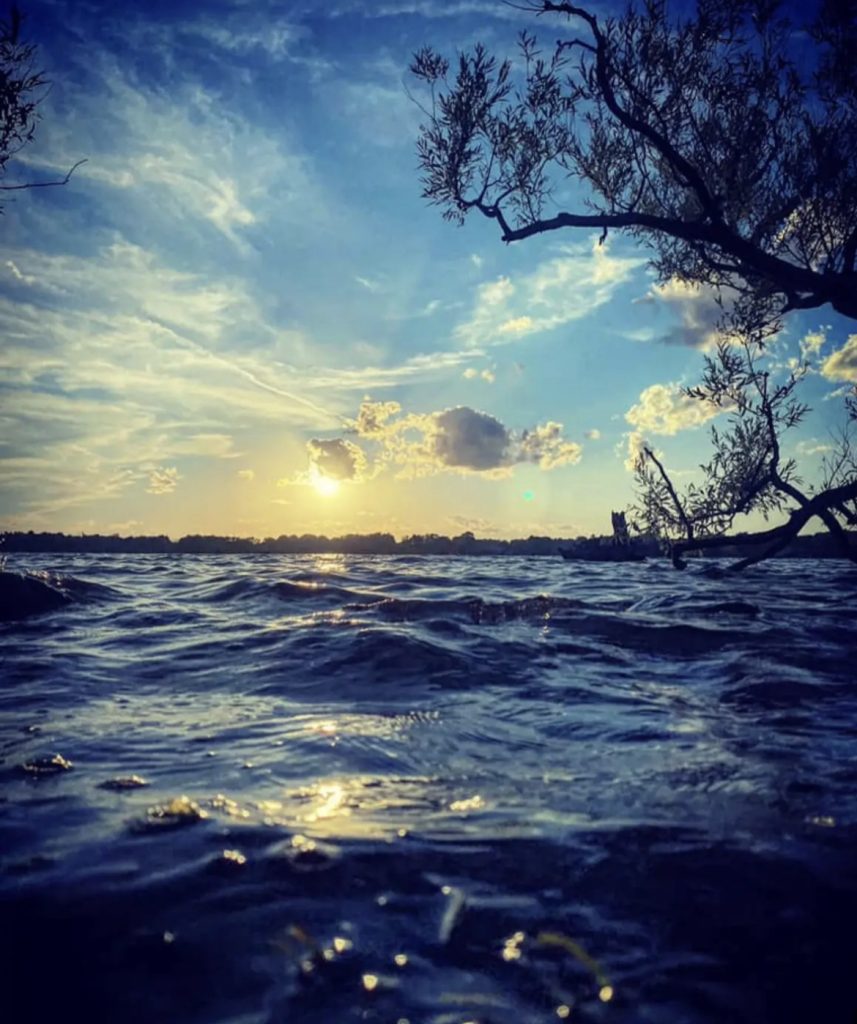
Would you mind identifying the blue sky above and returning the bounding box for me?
[1,0,854,540]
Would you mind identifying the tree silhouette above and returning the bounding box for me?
[0,4,82,209]
[412,0,857,568]
[631,326,857,569]
[411,0,857,321]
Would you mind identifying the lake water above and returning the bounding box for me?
[1,553,855,1023]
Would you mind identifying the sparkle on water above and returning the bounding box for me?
[1,552,855,1024]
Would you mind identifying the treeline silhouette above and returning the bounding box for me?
[2,529,852,559]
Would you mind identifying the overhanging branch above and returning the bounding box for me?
[0,158,87,193]
[670,478,857,569]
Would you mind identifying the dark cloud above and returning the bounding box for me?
[430,407,510,470]
[307,438,366,480]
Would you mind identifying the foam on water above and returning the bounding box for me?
[1,553,855,1023]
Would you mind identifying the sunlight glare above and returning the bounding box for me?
[309,464,340,497]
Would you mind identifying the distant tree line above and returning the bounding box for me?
[2,529,852,560]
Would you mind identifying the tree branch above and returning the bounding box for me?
[0,158,87,192]
[671,478,857,568]
[643,445,695,543]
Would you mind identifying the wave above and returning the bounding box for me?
[2,554,856,1024]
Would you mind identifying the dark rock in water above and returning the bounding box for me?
[0,570,70,621]
[20,753,74,776]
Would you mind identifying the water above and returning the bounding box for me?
[1,553,855,1024]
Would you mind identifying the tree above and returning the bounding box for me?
[411,0,857,568]
[630,329,857,569]
[411,0,857,321]
[0,3,82,209]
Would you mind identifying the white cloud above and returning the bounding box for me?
[237,468,255,481]
[462,366,495,383]
[623,430,653,472]
[584,428,601,440]
[517,421,583,470]
[795,439,834,457]
[332,0,532,19]
[625,382,722,436]
[821,334,857,382]
[173,434,240,458]
[456,238,643,347]
[305,349,477,391]
[0,238,352,524]
[147,466,181,495]
[178,15,306,60]
[800,330,826,360]
[22,54,324,249]
[344,399,582,478]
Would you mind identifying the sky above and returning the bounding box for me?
[1,0,854,541]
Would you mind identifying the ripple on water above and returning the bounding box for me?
[0,553,855,1024]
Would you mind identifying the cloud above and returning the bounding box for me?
[584,428,601,440]
[336,78,421,149]
[448,514,497,535]
[429,407,510,471]
[800,330,826,360]
[821,334,857,382]
[795,439,834,457]
[623,430,653,472]
[625,382,722,436]
[173,433,240,458]
[456,238,643,347]
[108,519,144,534]
[177,14,306,61]
[237,468,255,481]
[352,399,402,437]
[331,0,532,19]
[640,279,726,349]
[23,52,324,249]
[305,349,477,391]
[307,438,369,482]
[147,466,181,494]
[344,399,583,478]
[0,238,351,524]
[517,422,583,470]
[462,367,495,383]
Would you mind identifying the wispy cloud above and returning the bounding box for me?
[147,466,181,495]
[456,239,643,347]
[21,51,325,250]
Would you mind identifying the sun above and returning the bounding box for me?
[309,465,341,497]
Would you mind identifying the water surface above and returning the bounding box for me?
[1,554,855,1023]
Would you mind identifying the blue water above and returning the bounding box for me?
[1,554,855,1024]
